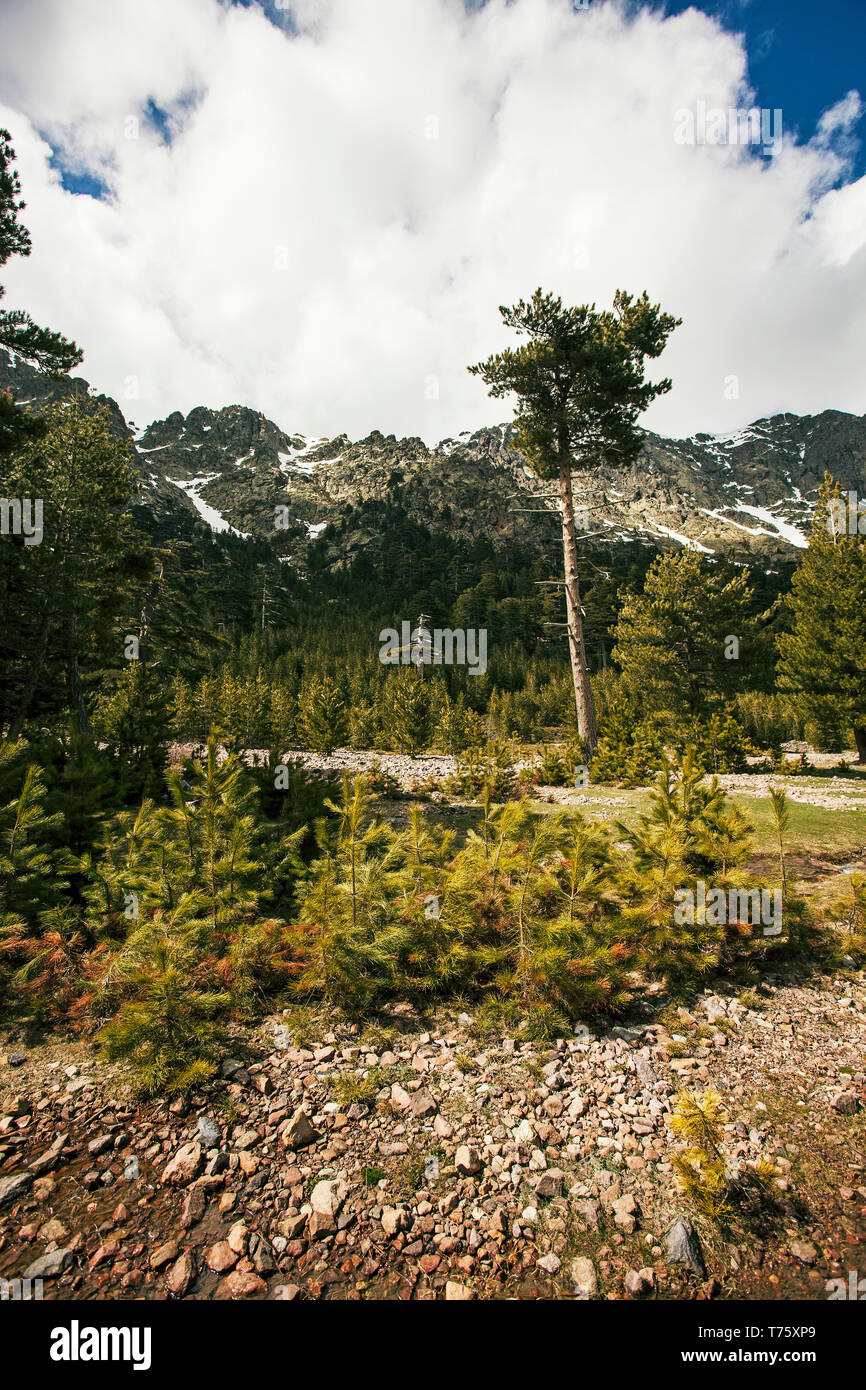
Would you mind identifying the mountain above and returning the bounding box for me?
[3,347,865,568]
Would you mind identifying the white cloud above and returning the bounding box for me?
[0,0,864,444]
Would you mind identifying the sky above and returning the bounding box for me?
[0,0,864,445]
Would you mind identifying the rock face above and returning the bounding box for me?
[129,404,866,565]
[3,346,864,566]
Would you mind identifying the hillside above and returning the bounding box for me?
[3,348,865,570]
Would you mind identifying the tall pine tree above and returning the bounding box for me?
[469,288,680,754]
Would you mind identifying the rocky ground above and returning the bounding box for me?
[2,971,865,1302]
[168,742,866,808]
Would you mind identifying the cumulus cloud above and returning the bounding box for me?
[0,0,864,444]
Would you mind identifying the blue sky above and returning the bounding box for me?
[657,0,866,178]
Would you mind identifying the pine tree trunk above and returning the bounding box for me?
[854,726,866,765]
[558,459,598,755]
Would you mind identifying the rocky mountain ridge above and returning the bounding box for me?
[3,348,865,566]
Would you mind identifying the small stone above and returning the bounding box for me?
[0,1172,33,1209]
[28,1132,68,1177]
[830,1092,861,1116]
[310,1178,347,1219]
[150,1240,179,1271]
[181,1185,207,1228]
[227,1222,249,1255]
[165,1250,196,1297]
[571,1257,598,1298]
[455,1145,481,1176]
[537,1253,561,1275]
[534,1168,564,1199]
[197,1115,221,1148]
[666,1217,705,1277]
[624,1267,654,1298]
[162,1141,202,1187]
[250,1234,277,1275]
[216,1271,267,1299]
[281,1108,320,1151]
[39,1218,69,1244]
[514,1119,534,1146]
[445,1280,474,1300]
[381,1206,406,1237]
[308,1209,334,1239]
[206,1240,239,1273]
[409,1088,437,1119]
[24,1248,73,1279]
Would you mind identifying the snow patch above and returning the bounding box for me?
[168,475,250,538]
[644,521,715,553]
[733,503,808,548]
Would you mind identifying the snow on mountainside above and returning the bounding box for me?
[2,348,865,566]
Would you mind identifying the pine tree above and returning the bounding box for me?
[591,700,666,785]
[7,904,91,1026]
[777,474,866,762]
[434,691,484,753]
[298,675,349,754]
[93,660,171,802]
[2,396,138,736]
[617,755,729,992]
[669,1086,776,1224]
[0,129,81,454]
[290,775,403,1013]
[83,797,165,928]
[98,897,231,1095]
[0,742,89,1019]
[0,747,66,1004]
[613,551,764,718]
[669,1087,732,1222]
[387,668,431,757]
[469,288,680,754]
[164,738,260,936]
[0,746,65,922]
